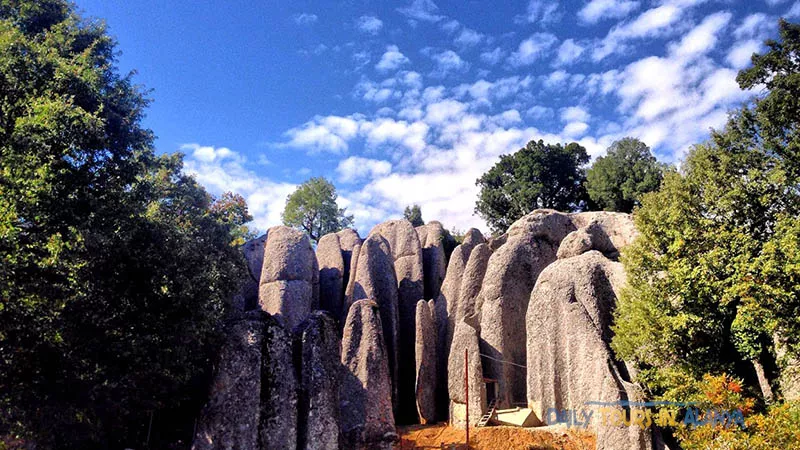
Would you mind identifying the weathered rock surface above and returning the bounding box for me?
[369,220,424,423]
[316,233,345,320]
[260,314,298,450]
[479,210,575,409]
[342,242,361,321]
[337,228,362,297]
[347,234,399,412]
[297,312,341,450]
[340,300,397,449]
[193,312,264,450]
[462,228,486,247]
[235,234,267,311]
[447,320,486,429]
[414,300,437,423]
[456,243,492,326]
[526,250,649,450]
[556,228,594,259]
[416,221,447,300]
[569,211,638,257]
[259,226,319,333]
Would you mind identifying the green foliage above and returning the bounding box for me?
[475,140,590,234]
[282,177,354,242]
[403,204,424,227]
[0,1,248,447]
[210,191,256,246]
[586,138,666,212]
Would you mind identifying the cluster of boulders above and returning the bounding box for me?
[193,210,662,450]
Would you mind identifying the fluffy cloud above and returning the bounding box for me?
[480,47,505,65]
[336,156,392,183]
[726,39,762,69]
[593,4,683,60]
[430,50,470,76]
[555,39,585,66]
[669,12,732,59]
[279,115,362,153]
[515,0,561,25]
[357,15,383,35]
[397,0,444,23]
[578,0,640,24]
[560,106,591,123]
[454,28,484,47]
[376,45,410,71]
[293,13,318,25]
[509,33,558,66]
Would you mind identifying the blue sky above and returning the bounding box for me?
[76,0,800,234]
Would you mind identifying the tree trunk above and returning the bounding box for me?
[752,358,774,404]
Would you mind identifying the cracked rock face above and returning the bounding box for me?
[317,233,345,321]
[416,221,447,300]
[259,226,319,334]
[447,320,486,429]
[414,300,437,423]
[340,300,397,449]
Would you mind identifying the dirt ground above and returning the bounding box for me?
[396,423,596,450]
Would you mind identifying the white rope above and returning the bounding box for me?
[478,353,527,369]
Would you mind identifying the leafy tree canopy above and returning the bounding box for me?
[586,137,667,213]
[0,1,249,447]
[282,177,354,242]
[475,140,590,234]
[404,204,424,227]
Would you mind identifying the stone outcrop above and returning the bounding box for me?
[347,234,400,413]
[369,220,424,423]
[297,312,341,450]
[316,233,345,321]
[414,300,437,423]
[260,314,298,450]
[478,210,575,408]
[193,312,264,450]
[259,226,319,333]
[337,228,362,299]
[234,234,268,311]
[557,213,637,260]
[447,320,486,429]
[455,243,492,326]
[416,221,447,300]
[526,250,649,450]
[340,300,397,449]
[342,242,361,320]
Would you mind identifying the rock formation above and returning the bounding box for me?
[259,226,319,333]
[347,234,400,413]
[414,300,437,423]
[336,228,362,299]
[342,242,361,320]
[447,320,486,429]
[316,233,345,320]
[369,220,425,423]
[527,250,649,450]
[455,243,492,326]
[416,221,447,300]
[235,234,267,311]
[259,314,298,449]
[340,300,397,449]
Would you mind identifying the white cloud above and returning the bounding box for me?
[454,28,484,47]
[789,2,800,18]
[279,115,362,153]
[181,143,244,164]
[480,47,505,65]
[509,33,558,66]
[669,11,732,59]
[555,39,585,66]
[593,4,683,60]
[431,50,470,76]
[293,13,318,25]
[357,15,383,35]
[376,45,410,72]
[397,0,444,23]
[734,13,772,39]
[563,121,590,137]
[336,156,392,183]
[578,0,640,24]
[515,0,561,25]
[560,106,591,123]
[727,39,762,69]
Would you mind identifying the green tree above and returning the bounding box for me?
[404,204,424,227]
[475,140,590,233]
[612,20,800,404]
[282,177,354,242]
[586,138,666,212]
[0,2,248,447]
[210,191,256,246]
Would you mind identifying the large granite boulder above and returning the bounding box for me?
[447,320,486,429]
[478,210,574,408]
[259,226,319,333]
[342,242,361,321]
[455,243,491,326]
[416,221,447,300]
[297,312,341,450]
[233,234,268,311]
[569,211,638,254]
[347,234,399,413]
[414,300,437,423]
[340,300,397,449]
[526,251,650,450]
[369,219,425,423]
[337,228,362,298]
[316,233,345,320]
[193,312,264,450]
[260,314,298,450]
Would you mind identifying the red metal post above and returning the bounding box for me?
[465,348,469,448]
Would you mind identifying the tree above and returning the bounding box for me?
[210,191,256,246]
[586,138,666,212]
[0,2,248,447]
[404,204,424,227]
[611,20,800,405]
[282,177,354,242]
[475,140,590,233]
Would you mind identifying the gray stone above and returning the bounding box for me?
[569,211,638,256]
[347,234,399,413]
[414,300,437,423]
[462,228,486,247]
[259,226,319,333]
[342,243,361,322]
[192,312,264,450]
[456,243,492,326]
[340,300,398,449]
[336,228,362,297]
[297,312,341,450]
[316,233,345,320]
[369,220,425,423]
[260,314,298,450]
[447,320,486,429]
[526,251,650,450]
[416,221,447,300]
[556,228,594,259]
[506,209,575,243]
[237,234,268,311]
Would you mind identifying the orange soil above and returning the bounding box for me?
[396,423,595,450]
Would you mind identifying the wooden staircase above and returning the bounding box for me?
[476,400,497,427]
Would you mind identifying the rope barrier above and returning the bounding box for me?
[478,352,527,369]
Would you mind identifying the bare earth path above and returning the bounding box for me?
[397,424,596,450]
